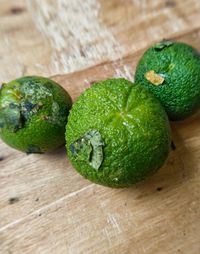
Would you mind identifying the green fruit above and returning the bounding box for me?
[66,78,171,188]
[135,40,200,120]
[0,76,72,153]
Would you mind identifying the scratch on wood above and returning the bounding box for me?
[84,79,91,87]
[107,214,121,234]
[102,228,112,245]
[0,184,94,233]
[114,65,134,81]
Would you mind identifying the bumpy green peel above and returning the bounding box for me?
[66,78,171,188]
[135,40,200,120]
[0,76,72,153]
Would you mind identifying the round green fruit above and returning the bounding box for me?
[0,76,72,153]
[66,78,171,188]
[135,40,200,120]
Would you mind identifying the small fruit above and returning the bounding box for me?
[66,78,171,188]
[135,40,200,120]
[0,76,72,153]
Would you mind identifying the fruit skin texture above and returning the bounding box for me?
[0,76,72,153]
[135,40,200,120]
[66,78,171,188]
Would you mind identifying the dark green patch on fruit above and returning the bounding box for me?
[70,129,104,171]
[66,78,171,188]
[26,144,43,154]
[0,76,72,153]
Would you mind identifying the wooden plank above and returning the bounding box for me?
[0,0,53,83]
[1,0,200,82]
[1,28,200,254]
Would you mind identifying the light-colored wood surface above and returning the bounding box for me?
[0,1,200,253]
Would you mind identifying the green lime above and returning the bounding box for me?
[0,76,72,153]
[135,40,200,120]
[66,78,171,188]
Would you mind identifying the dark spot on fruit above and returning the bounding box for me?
[9,197,19,204]
[35,198,39,202]
[4,104,23,132]
[156,187,163,191]
[124,202,127,206]
[0,157,4,161]
[23,101,36,112]
[26,145,43,154]
[69,143,76,155]
[171,141,176,150]
[1,83,7,88]
[39,213,42,217]
[0,120,4,128]
[45,82,54,90]
[10,6,25,15]
[9,102,18,109]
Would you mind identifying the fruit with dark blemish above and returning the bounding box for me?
[135,40,200,120]
[0,76,72,153]
[66,78,171,188]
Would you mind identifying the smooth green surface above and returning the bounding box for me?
[0,76,72,153]
[135,40,200,120]
[66,78,171,188]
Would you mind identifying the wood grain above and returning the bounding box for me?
[0,1,200,253]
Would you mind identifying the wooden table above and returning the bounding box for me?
[0,1,200,253]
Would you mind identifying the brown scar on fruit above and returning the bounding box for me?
[41,115,50,121]
[145,70,165,85]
